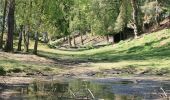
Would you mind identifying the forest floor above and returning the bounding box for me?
[0,29,170,80]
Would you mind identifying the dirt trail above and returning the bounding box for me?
[0,52,54,64]
[0,51,98,76]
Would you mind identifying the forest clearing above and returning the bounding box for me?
[0,0,170,99]
[0,29,170,78]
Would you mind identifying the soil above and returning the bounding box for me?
[0,51,54,65]
[0,51,102,77]
[0,75,170,85]
[0,51,170,78]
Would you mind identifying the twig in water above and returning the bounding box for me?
[69,89,76,98]
[87,88,95,99]
[160,87,168,97]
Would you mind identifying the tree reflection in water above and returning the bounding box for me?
[0,79,145,100]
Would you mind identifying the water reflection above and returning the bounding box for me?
[0,78,170,100]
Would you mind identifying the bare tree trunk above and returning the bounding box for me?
[73,36,76,47]
[68,35,72,47]
[42,32,48,43]
[106,35,109,43]
[155,0,160,27]
[64,37,67,41]
[80,33,84,45]
[33,32,38,55]
[17,25,23,51]
[23,26,29,52]
[5,0,15,52]
[112,35,115,44]
[0,0,7,49]
[120,32,122,41]
[131,0,139,38]
[123,31,127,40]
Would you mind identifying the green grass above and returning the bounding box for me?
[37,29,170,76]
[0,58,61,75]
[1,29,170,76]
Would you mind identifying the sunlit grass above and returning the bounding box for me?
[2,29,170,76]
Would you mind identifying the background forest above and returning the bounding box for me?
[0,0,170,53]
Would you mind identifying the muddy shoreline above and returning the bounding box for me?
[0,74,170,85]
[0,75,170,100]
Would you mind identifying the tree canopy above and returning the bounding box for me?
[0,0,169,52]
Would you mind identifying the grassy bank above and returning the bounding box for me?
[1,29,170,76]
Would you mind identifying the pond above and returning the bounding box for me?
[0,77,170,100]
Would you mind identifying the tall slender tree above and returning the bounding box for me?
[5,0,15,52]
[131,0,139,38]
[0,0,7,49]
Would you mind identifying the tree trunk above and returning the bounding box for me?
[80,33,84,45]
[68,35,72,47]
[5,0,15,52]
[120,32,122,41]
[23,26,29,52]
[112,35,115,44]
[33,32,38,55]
[123,30,127,40]
[17,25,23,51]
[0,0,7,49]
[42,32,48,43]
[155,0,160,27]
[106,35,109,43]
[73,36,76,47]
[131,0,139,38]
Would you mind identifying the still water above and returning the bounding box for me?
[0,78,170,100]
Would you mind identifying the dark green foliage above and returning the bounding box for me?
[8,68,22,73]
[0,66,6,76]
[0,0,169,55]
[43,67,52,71]
[114,0,128,33]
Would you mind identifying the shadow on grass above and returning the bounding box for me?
[36,46,170,67]
[36,36,170,67]
[87,45,170,63]
[55,44,111,52]
[37,50,88,66]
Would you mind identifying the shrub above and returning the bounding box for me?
[43,67,52,71]
[9,68,22,73]
[0,66,6,76]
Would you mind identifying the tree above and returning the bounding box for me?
[5,0,15,52]
[0,0,7,49]
[17,25,23,51]
[15,0,33,52]
[90,0,119,36]
[69,0,90,46]
[114,0,128,39]
[33,32,38,55]
[43,0,75,47]
[131,0,139,38]
[141,0,166,29]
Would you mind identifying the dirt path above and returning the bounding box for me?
[0,52,54,64]
[0,51,98,77]
[0,51,169,79]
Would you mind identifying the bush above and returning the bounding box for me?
[9,68,22,73]
[43,67,52,71]
[48,38,65,48]
[85,44,94,49]
[0,66,6,76]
